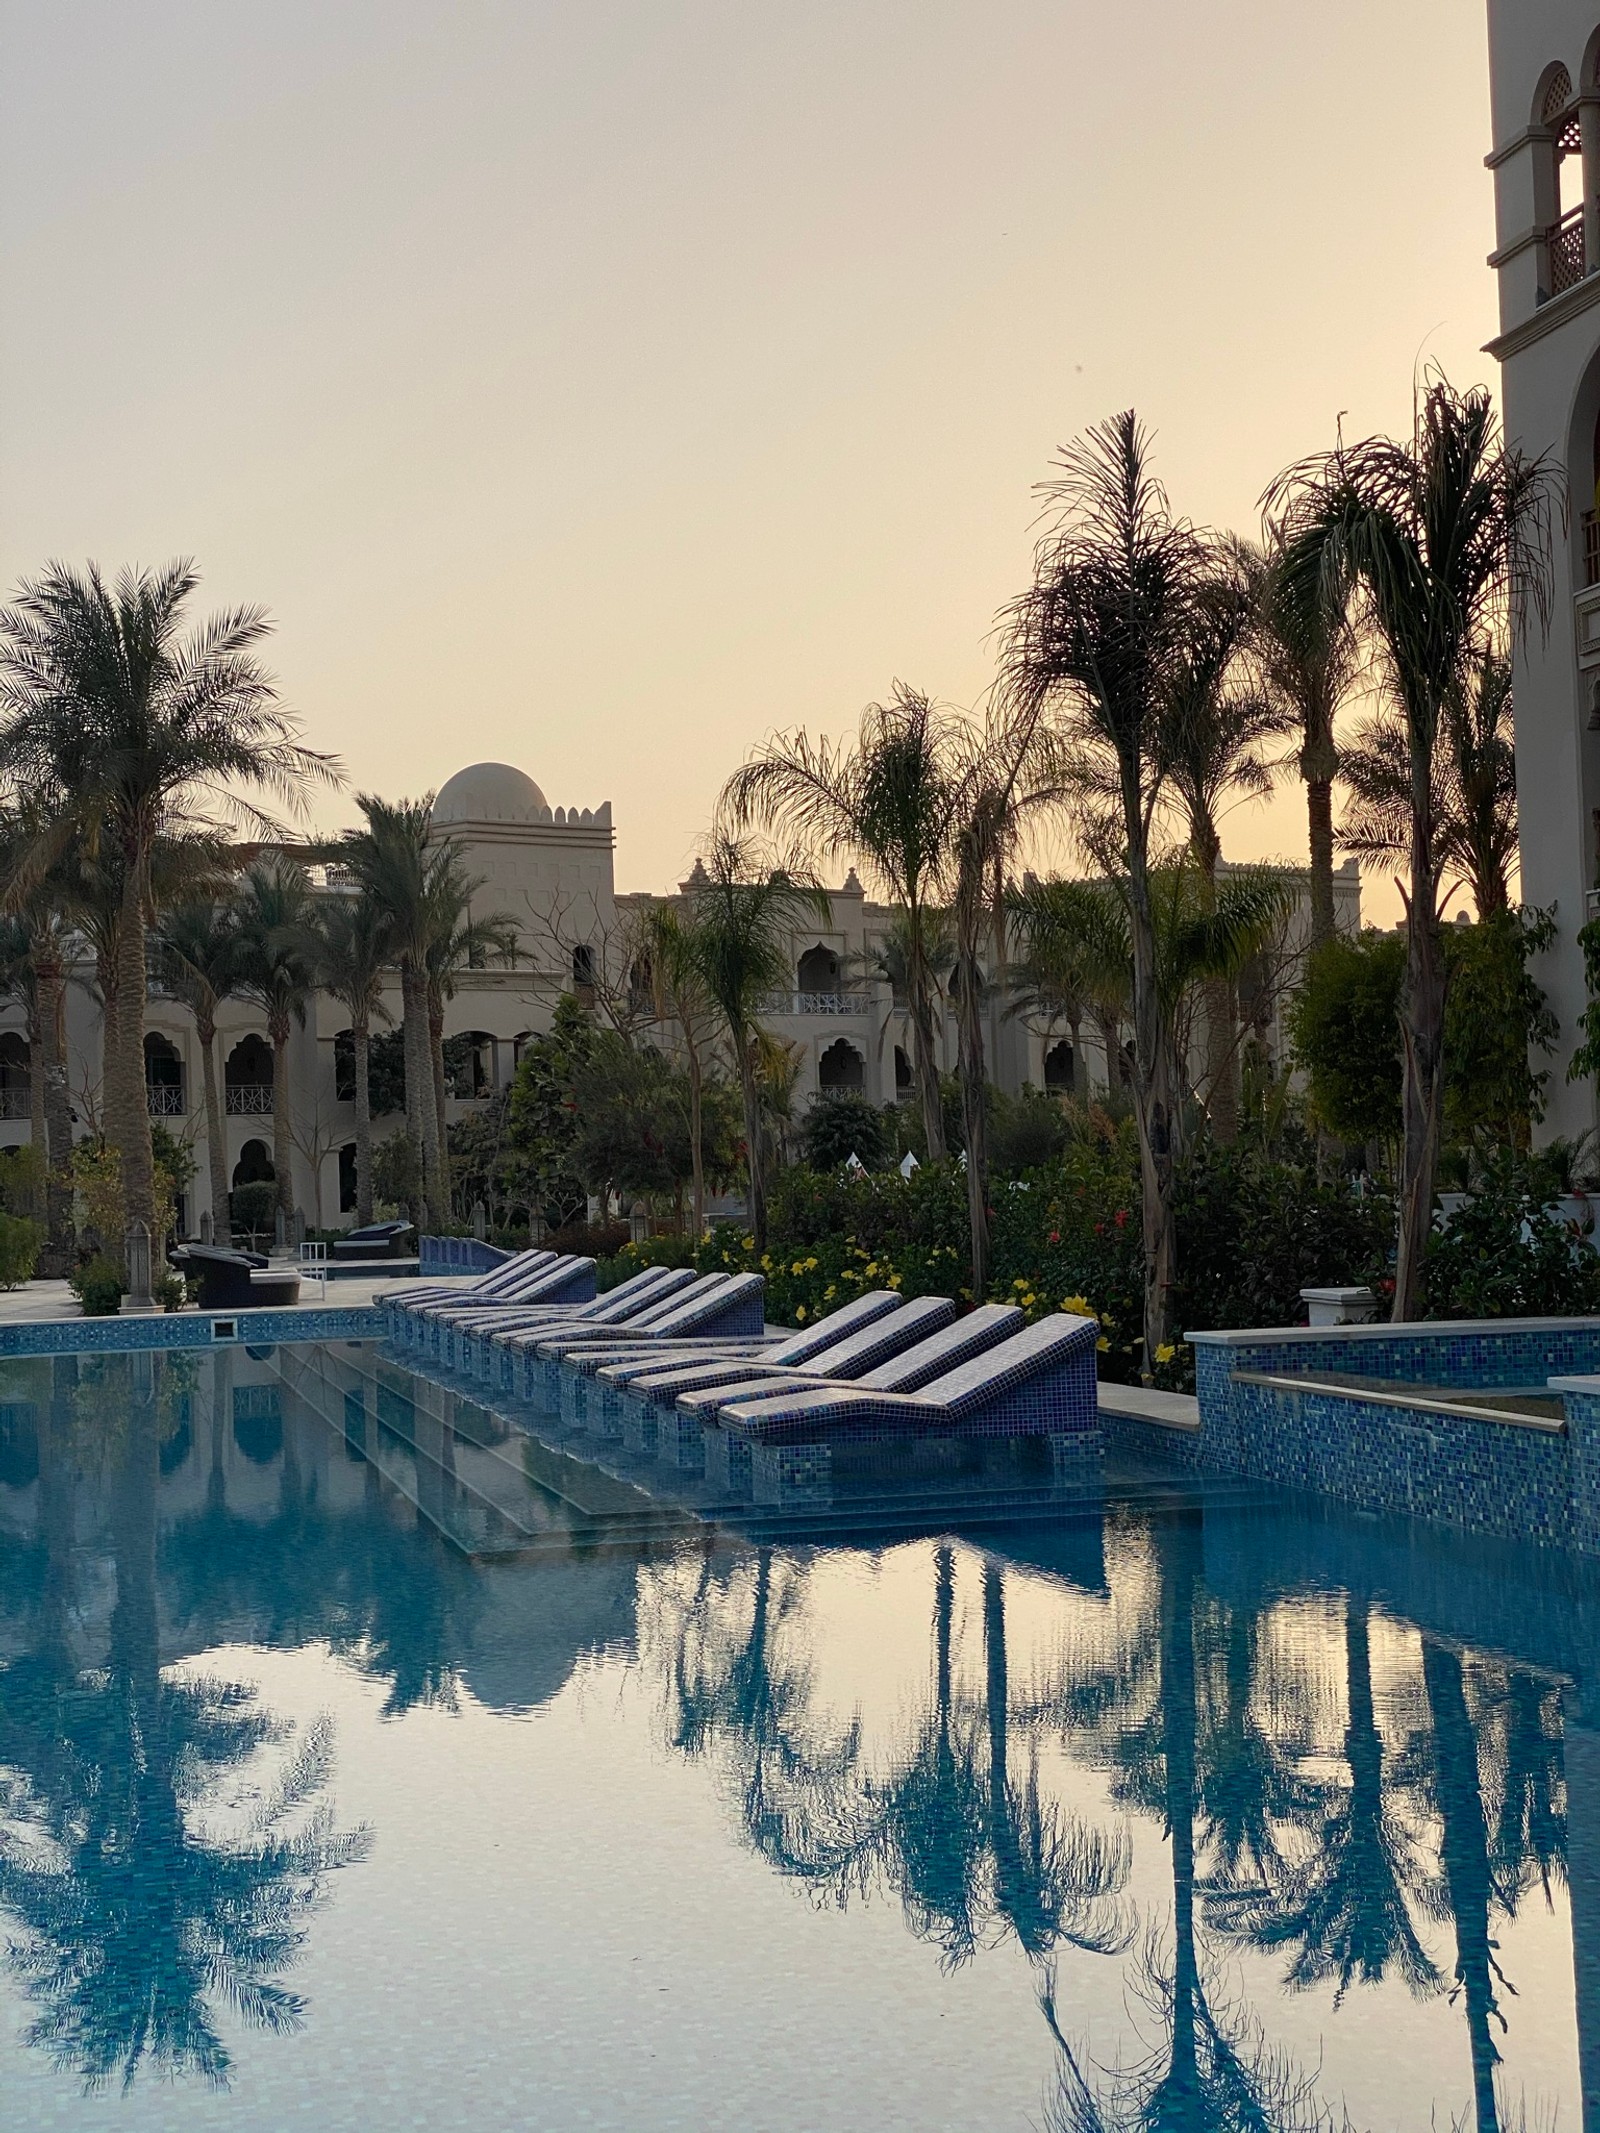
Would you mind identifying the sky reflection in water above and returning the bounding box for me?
[0,1345,1591,2131]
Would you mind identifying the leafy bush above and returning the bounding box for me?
[799,1094,892,1172]
[988,1086,1073,1175]
[71,1255,126,1316]
[230,1180,278,1242]
[598,1232,699,1290]
[1424,1150,1600,1318]
[0,1144,45,1219]
[0,1212,41,1289]
[157,1271,191,1313]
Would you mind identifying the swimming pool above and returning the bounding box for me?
[0,1340,1593,2130]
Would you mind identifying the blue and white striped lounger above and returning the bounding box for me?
[612,1293,949,1408]
[715,1312,1100,1442]
[669,1301,1027,1422]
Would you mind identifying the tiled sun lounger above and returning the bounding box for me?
[424,1261,682,1365]
[666,1302,1027,1423]
[407,1256,597,1356]
[612,1293,950,1409]
[714,1312,1100,1443]
[465,1266,700,1389]
[595,1288,908,1392]
[393,1254,570,1345]
[386,1248,554,1309]
[502,1273,768,1406]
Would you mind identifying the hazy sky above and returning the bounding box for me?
[0,1,1494,906]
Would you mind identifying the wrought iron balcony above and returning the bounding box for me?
[146,1085,186,1117]
[757,990,872,1018]
[225,1085,274,1116]
[0,1089,29,1120]
[1550,204,1587,297]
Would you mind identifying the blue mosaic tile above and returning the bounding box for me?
[0,1304,382,1357]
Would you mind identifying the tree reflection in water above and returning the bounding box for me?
[0,1355,369,2093]
[646,1503,1578,2133]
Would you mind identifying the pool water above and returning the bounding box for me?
[0,1342,1596,2131]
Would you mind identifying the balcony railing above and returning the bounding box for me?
[758,990,872,1018]
[225,1085,274,1115]
[0,1089,29,1120]
[145,1085,186,1117]
[1551,204,1587,297]
[1584,511,1600,590]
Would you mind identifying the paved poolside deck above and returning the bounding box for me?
[0,1270,477,1325]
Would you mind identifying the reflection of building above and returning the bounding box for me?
[0,754,1358,1230]
[1487,7,1600,1138]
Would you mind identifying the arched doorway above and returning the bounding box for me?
[797,943,841,995]
[1044,1041,1075,1094]
[818,1038,865,1093]
[144,1031,185,1117]
[444,1031,497,1099]
[894,1044,913,1099]
[339,1141,357,1214]
[224,1034,273,1115]
[231,1138,274,1189]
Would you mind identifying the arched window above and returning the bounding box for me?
[225,1034,274,1115]
[894,1044,913,1097]
[797,943,840,994]
[231,1137,275,1189]
[572,944,596,1000]
[444,1031,496,1099]
[144,1031,185,1117]
[1044,1041,1075,1094]
[818,1038,864,1092]
[0,1032,29,1121]
[1534,63,1587,297]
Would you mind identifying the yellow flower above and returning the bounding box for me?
[824,1284,837,1300]
[888,1273,903,1289]
[1097,1335,1111,1352]
[1013,1278,1028,1291]
[1155,1342,1176,1365]
[1062,1295,1091,1316]
[865,1261,879,1277]
[791,1261,806,1276]
[761,1254,773,1271]
[795,1303,808,1320]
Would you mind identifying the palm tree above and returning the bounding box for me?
[334,797,441,1226]
[0,561,336,1266]
[1007,876,1130,1100]
[1338,649,1518,921]
[1158,556,1293,1140]
[1004,413,1211,1365]
[1252,526,1362,951]
[308,890,392,1227]
[158,900,245,1246]
[947,706,1061,1297]
[720,685,964,1160]
[420,856,516,1212]
[857,907,955,1112]
[233,860,318,1225]
[679,836,829,1253]
[1266,379,1556,1320]
[0,800,84,1257]
[640,902,720,1236]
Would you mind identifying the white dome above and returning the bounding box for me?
[432,762,548,826]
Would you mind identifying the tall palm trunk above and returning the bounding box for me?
[112,868,156,1256]
[428,985,450,1225]
[268,1010,294,1223]
[954,949,990,1299]
[1394,801,1447,1321]
[737,1026,766,1253]
[685,1038,705,1239]
[1423,1639,1506,2133]
[400,965,439,1231]
[907,911,947,1161]
[1303,710,1337,952]
[352,1016,375,1227]
[1193,823,1238,1145]
[1126,841,1179,1371]
[36,947,73,1263]
[196,1010,231,1247]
